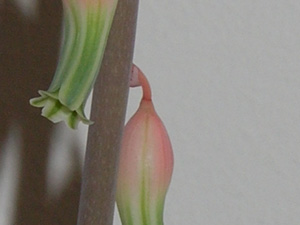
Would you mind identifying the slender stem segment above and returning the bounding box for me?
[76,0,139,225]
[131,65,152,101]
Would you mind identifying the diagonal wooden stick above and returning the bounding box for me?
[77,1,139,225]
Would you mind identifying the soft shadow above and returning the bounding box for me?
[0,1,81,224]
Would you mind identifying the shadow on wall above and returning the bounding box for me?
[0,1,82,224]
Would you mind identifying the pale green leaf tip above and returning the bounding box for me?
[30,90,93,130]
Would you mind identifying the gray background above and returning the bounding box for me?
[1,0,300,224]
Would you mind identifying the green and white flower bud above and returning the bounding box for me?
[30,0,118,129]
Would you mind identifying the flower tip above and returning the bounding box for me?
[30,91,93,130]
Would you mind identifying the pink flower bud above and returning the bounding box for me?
[116,66,174,225]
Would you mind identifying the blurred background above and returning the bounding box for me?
[1,0,300,224]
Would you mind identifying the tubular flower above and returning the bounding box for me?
[116,65,174,225]
[30,0,118,129]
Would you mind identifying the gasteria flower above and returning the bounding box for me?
[30,0,118,129]
[116,65,174,225]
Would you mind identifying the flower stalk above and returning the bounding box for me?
[116,65,174,225]
[30,0,118,129]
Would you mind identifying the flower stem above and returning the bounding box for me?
[132,65,152,101]
[76,0,139,224]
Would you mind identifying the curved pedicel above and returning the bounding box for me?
[30,0,118,129]
[117,65,174,225]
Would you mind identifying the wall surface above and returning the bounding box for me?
[130,1,300,224]
[1,0,300,224]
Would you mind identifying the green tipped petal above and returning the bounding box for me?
[30,90,93,129]
[30,0,118,129]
